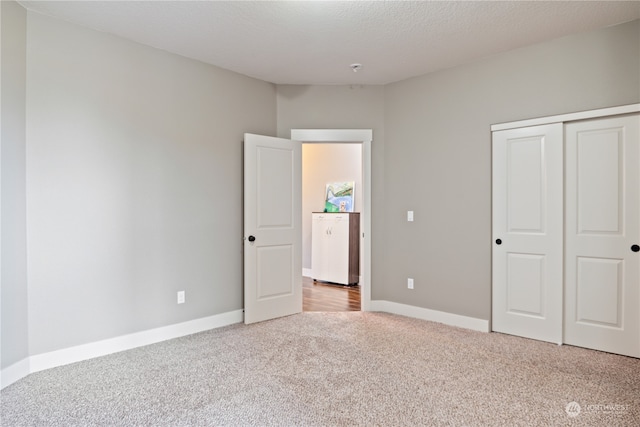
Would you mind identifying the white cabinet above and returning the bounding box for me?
[492,106,640,358]
[311,213,360,285]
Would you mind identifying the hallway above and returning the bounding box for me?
[302,276,360,312]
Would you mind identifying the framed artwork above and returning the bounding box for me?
[325,182,355,212]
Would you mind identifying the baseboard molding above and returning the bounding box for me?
[370,300,489,332]
[1,358,31,390]
[3,304,487,390]
[302,269,363,284]
[1,309,243,390]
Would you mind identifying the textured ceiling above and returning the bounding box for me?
[17,1,640,85]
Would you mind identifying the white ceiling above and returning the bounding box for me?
[17,1,640,85]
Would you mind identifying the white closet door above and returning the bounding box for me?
[565,114,640,358]
[492,124,563,343]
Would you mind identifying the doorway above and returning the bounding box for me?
[291,129,372,313]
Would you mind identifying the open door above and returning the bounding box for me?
[243,133,302,324]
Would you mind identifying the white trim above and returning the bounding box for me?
[1,358,31,390]
[30,310,243,373]
[1,310,243,389]
[1,304,487,389]
[302,269,363,286]
[291,129,373,312]
[292,129,372,142]
[0,0,4,393]
[371,300,490,332]
[491,103,640,132]
[361,137,372,311]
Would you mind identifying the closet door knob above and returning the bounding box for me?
[248,235,256,242]
[495,239,502,245]
[632,244,640,252]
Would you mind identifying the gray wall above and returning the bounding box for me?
[381,19,640,320]
[25,12,276,355]
[1,0,29,369]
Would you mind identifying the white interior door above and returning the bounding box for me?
[244,133,302,324]
[492,123,563,343]
[564,114,640,357]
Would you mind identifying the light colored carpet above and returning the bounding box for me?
[1,312,639,426]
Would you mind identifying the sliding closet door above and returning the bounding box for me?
[492,124,563,343]
[565,114,640,358]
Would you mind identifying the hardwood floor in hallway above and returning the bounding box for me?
[303,276,360,312]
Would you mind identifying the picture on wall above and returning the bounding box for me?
[325,182,355,212]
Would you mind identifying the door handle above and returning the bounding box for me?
[248,235,256,242]
[495,239,502,245]
[632,244,640,252]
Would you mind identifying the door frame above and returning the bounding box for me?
[490,103,640,132]
[291,129,372,311]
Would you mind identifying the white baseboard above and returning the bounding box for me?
[1,309,243,390]
[302,269,363,285]
[370,300,489,332]
[2,304,487,390]
[0,358,31,390]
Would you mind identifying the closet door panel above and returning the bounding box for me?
[565,115,640,358]
[575,257,622,327]
[506,137,545,232]
[506,253,545,317]
[575,129,622,233]
[492,123,563,344]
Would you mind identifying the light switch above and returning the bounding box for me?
[407,211,414,222]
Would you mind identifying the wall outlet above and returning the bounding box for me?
[177,291,185,304]
[407,210,414,222]
[407,278,414,289]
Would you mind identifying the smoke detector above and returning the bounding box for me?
[350,63,363,72]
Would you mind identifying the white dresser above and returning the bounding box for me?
[311,213,360,285]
